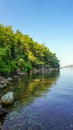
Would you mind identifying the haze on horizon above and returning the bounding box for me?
[0,0,73,67]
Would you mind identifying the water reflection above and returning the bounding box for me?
[1,68,73,130]
[6,71,59,108]
[0,71,60,129]
[0,72,59,106]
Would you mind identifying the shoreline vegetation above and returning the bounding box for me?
[0,24,60,77]
[0,23,60,118]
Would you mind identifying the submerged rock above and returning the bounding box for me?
[34,79,41,82]
[0,105,7,116]
[1,92,14,105]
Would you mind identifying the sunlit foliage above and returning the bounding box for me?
[0,24,60,75]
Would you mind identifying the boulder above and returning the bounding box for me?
[0,77,6,84]
[0,84,5,89]
[0,76,6,81]
[0,84,7,89]
[0,76,13,84]
[6,77,13,82]
[1,92,14,105]
[0,105,7,116]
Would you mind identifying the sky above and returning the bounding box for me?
[0,0,73,66]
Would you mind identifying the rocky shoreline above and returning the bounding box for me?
[0,68,59,116]
[0,76,14,116]
[0,69,28,116]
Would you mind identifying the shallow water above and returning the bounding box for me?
[0,68,73,130]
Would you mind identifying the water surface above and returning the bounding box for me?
[0,68,73,130]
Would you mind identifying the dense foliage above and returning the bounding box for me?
[0,24,60,76]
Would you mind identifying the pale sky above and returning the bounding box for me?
[0,0,73,66]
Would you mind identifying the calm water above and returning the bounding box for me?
[0,68,73,130]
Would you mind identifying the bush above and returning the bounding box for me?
[0,59,17,76]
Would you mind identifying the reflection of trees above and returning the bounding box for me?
[27,71,60,97]
[1,71,60,111]
[0,71,60,127]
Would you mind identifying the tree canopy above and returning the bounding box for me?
[0,24,60,76]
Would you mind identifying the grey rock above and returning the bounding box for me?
[6,77,13,82]
[1,92,14,105]
[0,84,7,89]
[0,84,5,89]
[0,77,6,84]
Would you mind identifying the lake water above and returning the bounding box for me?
[0,68,73,130]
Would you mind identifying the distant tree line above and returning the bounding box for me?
[0,24,60,76]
